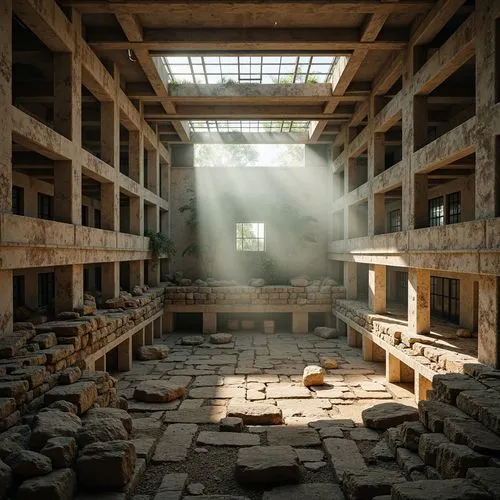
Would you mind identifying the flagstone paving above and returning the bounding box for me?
[117,332,417,499]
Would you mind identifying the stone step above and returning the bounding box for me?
[418,400,470,433]
[456,389,500,436]
[443,417,500,456]
[322,438,367,481]
[466,467,500,499]
[343,469,406,499]
[391,479,492,500]
[435,443,490,479]
[432,374,485,405]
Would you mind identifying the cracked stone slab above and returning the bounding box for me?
[266,427,320,447]
[152,424,198,463]
[323,438,368,480]
[265,385,311,399]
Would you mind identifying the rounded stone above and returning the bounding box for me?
[180,336,205,346]
[220,417,244,432]
[187,483,205,495]
[5,450,52,479]
[210,333,233,344]
[134,380,185,403]
[136,345,169,360]
[456,328,472,338]
[320,357,339,369]
[303,365,325,387]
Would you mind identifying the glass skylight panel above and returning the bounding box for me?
[161,55,338,84]
[189,120,310,133]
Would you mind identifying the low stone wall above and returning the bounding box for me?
[334,299,478,374]
[0,286,166,432]
[165,284,346,307]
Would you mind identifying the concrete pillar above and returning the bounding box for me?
[362,336,385,362]
[203,312,217,334]
[368,264,387,313]
[129,260,144,289]
[55,265,84,313]
[347,326,362,347]
[95,355,106,371]
[160,162,170,201]
[0,0,12,214]
[415,374,432,402]
[478,276,500,368]
[413,96,427,152]
[132,328,145,353]
[475,0,500,219]
[163,310,174,333]
[147,148,159,194]
[344,262,357,299]
[386,352,414,383]
[145,323,154,345]
[54,160,82,225]
[347,158,359,192]
[117,337,132,371]
[459,278,475,332]
[24,270,39,311]
[154,316,162,338]
[372,132,385,178]
[100,84,120,168]
[101,261,120,300]
[129,196,144,236]
[413,174,428,229]
[371,192,385,235]
[0,270,13,336]
[292,312,308,334]
[129,131,144,185]
[101,182,119,232]
[147,260,160,286]
[407,268,430,334]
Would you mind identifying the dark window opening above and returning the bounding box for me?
[37,193,53,220]
[83,268,90,291]
[38,272,55,309]
[429,196,444,227]
[13,275,25,309]
[12,186,24,215]
[446,191,461,224]
[95,266,102,291]
[395,271,408,305]
[82,205,89,226]
[389,209,402,233]
[94,209,101,229]
[431,276,460,324]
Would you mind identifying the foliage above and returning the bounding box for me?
[194,143,259,168]
[178,188,198,228]
[144,231,177,259]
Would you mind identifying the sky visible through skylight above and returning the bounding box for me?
[161,55,338,84]
[189,120,310,133]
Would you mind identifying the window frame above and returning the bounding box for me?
[446,191,461,224]
[235,222,266,252]
[37,193,54,221]
[388,208,402,233]
[430,276,460,324]
[428,196,444,227]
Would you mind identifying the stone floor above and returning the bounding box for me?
[115,331,418,499]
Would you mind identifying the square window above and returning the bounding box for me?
[236,222,265,251]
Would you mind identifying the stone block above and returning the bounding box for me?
[323,438,367,480]
[136,345,169,361]
[210,333,233,344]
[435,443,489,478]
[401,421,427,451]
[343,469,406,499]
[418,433,450,467]
[262,483,344,500]
[86,408,133,434]
[196,431,259,447]
[180,336,205,346]
[433,374,484,404]
[302,366,324,387]
[133,381,185,403]
[418,400,469,433]
[466,467,500,499]
[456,389,500,435]
[314,327,339,339]
[30,410,82,451]
[391,479,491,500]
[362,403,419,430]
[44,381,97,414]
[40,437,77,468]
[227,403,283,425]
[5,449,52,479]
[58,366,81,385]
[77,440,136,490]
[77,418,128,448]
[16,468,76,500]
[266,427,320,447]
[443,417,500,455]
[235,446,300,485]
[220,417,244,432]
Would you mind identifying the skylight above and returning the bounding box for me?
[189,120,310,133]
[161,55,338,84]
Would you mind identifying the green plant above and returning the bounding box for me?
[144,231,177,259]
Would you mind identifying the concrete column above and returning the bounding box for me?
[362,336,385,362]
[55,264,84,313]
[154,316,162,338]
[347,158,359,192]
[132,328,145,353]
[408,268,430,334]
[0,270,13,336]
[344,262,357,299]
[163,310,174,333]
[147,148,159,194]
[386,352,414,383]
[415,374,432,402]
[478,276,500,368]
[475,0,500,219]
[368,264,386,313]
[54,160,81,225]
[413,174,428,229]
[413,96,427,152]
[101,261,119,300]
[95,355,106,371]
[145,323,154,345]
[203,312,217,334]
[370,192,385,235]
[459,278,475,332]
[160,162,170,201]
[0,0,12,214]
[347,326,362,347]
[117,337,132,371]
[129,131,144,185]
[147,260,160,286]
[101,182,120,232]
[129,260,144,289]
[372,133,385,178]
[292,312,308,334]
[129,196,144,236]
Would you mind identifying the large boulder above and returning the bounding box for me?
[16,468,76,500]
[362,403,419,430]
[77,418,128,448]
[30,410,82,451]
[290,277,309,287]
[134,381,185,403]
[0,460,11,499]
[76,440,136,490]
[136,345,169,361]
[40,437,77,469]
[5,449,52,479]
[85,408,133,435]
[210,333,233,345]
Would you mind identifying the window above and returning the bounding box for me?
[429,196,444,227]
[95,266,102,291]
[12,186,24,215]
[83,268,90,291]
[94,209,101,229]
[431,276,460,323]
[395,271,408,305]
[389,209,401,232]
[13,275,25,308]
[82,206,89,226]
[37,194,53,220]
[236,223,265,251]
[38,272,55,309]
[446,191,461,224]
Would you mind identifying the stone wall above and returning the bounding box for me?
[0,286,166,432]
[165,283,345,307]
